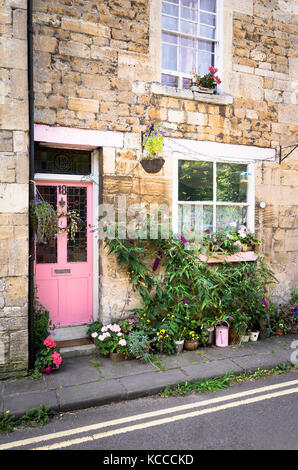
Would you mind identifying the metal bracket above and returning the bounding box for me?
[279,143,298,164]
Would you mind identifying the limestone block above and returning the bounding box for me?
[13,131,28,152]
[0,99,29,131]
[59,41,90,59]
[61,17,110,38]
[0,183,28,213]
[230,73,263,101]
[0,156,15,183]
[102,147,116,174]
[13,9,27,40]
[9,330,28,362]
[34,35,58,53]
[5,277,28,307]
[0,38,27,69]
[0,131,13,152]
[68,97,99,113]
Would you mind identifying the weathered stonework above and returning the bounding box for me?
[0,0,297,377]
[0,1,29,379]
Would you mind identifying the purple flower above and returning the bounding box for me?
[183,297,188,304]
[179,236,188,244]
[161,277,168,286]
[152,252,162,271]
[43,366,52,375]
[228,316,233,321]
[262,299,268,308]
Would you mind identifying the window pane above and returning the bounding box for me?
[181,7,198,21]
[162,32,178,44]
[178,204,213,235]
[180,47,196,73]
[36,185,57,264]
[180,20,197,35]
[162,15,178,31]
[162,73,178,87]
[178,160,213,201]
[198,40,215,52]
[200,24,215,39]
[200,12,215,26]
[67,187,87,262]
[183,77,192,89]
[162,43,178,70]
[216,206,248,232]
[198,50,214,75]
[201,0,216,13]
[182,0,198,7]
[35,147,91,175]
[162,2,179,16]
[216,163,248,203]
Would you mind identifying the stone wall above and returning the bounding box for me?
[30,0,298,320]
[0,0,29,378]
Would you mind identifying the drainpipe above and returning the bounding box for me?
[27,0,35,370]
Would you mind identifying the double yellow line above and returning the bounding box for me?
[1,378,298,450]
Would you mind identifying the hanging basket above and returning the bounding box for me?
[140,158,165,174]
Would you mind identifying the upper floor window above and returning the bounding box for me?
[161,0,218,89]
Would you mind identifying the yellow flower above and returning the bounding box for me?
[171,315,175,318]
[140,317,143,321]
[6,410,10,414]
[160,329,165,334]
[147,319,151,324]
[167,314,170,317]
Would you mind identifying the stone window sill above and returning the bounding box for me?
[197,251,257,264]
[151,83,233,105]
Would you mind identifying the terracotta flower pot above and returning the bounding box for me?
[140,158,165,174]
[110,352,128,362]
[184,339,198,351]
[274,329,283,336]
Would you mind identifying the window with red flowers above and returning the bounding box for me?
[161,0,219,89]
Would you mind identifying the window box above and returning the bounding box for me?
[197,251,258,264]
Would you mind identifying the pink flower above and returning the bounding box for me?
[43,337,56,349]
[43,366,52,374]
[52,352,62,366]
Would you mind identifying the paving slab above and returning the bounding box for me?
[98,356,157,380]
[231,350,292,373]
[118,369,188,399]
[3,376,48,396]
[3,391,59,419]
[44,356,102,390]
[56,379,126,412]
[181,358,244,382]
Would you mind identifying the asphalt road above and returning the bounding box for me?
[1,371,297,453]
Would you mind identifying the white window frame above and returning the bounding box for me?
[161,0,221,89]
[173,153,255,235]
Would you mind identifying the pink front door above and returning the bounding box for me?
[35,181,93,327]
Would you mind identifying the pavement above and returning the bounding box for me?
[0,333,297,419]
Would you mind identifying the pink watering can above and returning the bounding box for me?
[216,322,229,347]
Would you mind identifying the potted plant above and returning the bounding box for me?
[141,124,166,173]
[201,318,216,346]
[128,331,151,360]
[33,336,62,375]
[173,327,185,353]
[87,321,103,346]
[184,329,200,350]
[95,323,131,361]
[191,66,221,94]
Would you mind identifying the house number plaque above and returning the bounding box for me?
[54,269,71,274]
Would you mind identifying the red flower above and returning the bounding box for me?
[43,337,56,349]
[204,229,210,234]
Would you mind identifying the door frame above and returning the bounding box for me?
[34,149,100,324]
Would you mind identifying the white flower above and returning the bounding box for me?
[226,233,234,240]
[91,332,98,338]
[98,334,106,341]
[117,332,123,336]
[119,339,126,346]
[101,326,108,332]
[234,240,242,247]
[230,222,237,228]
[238,231,246,238]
